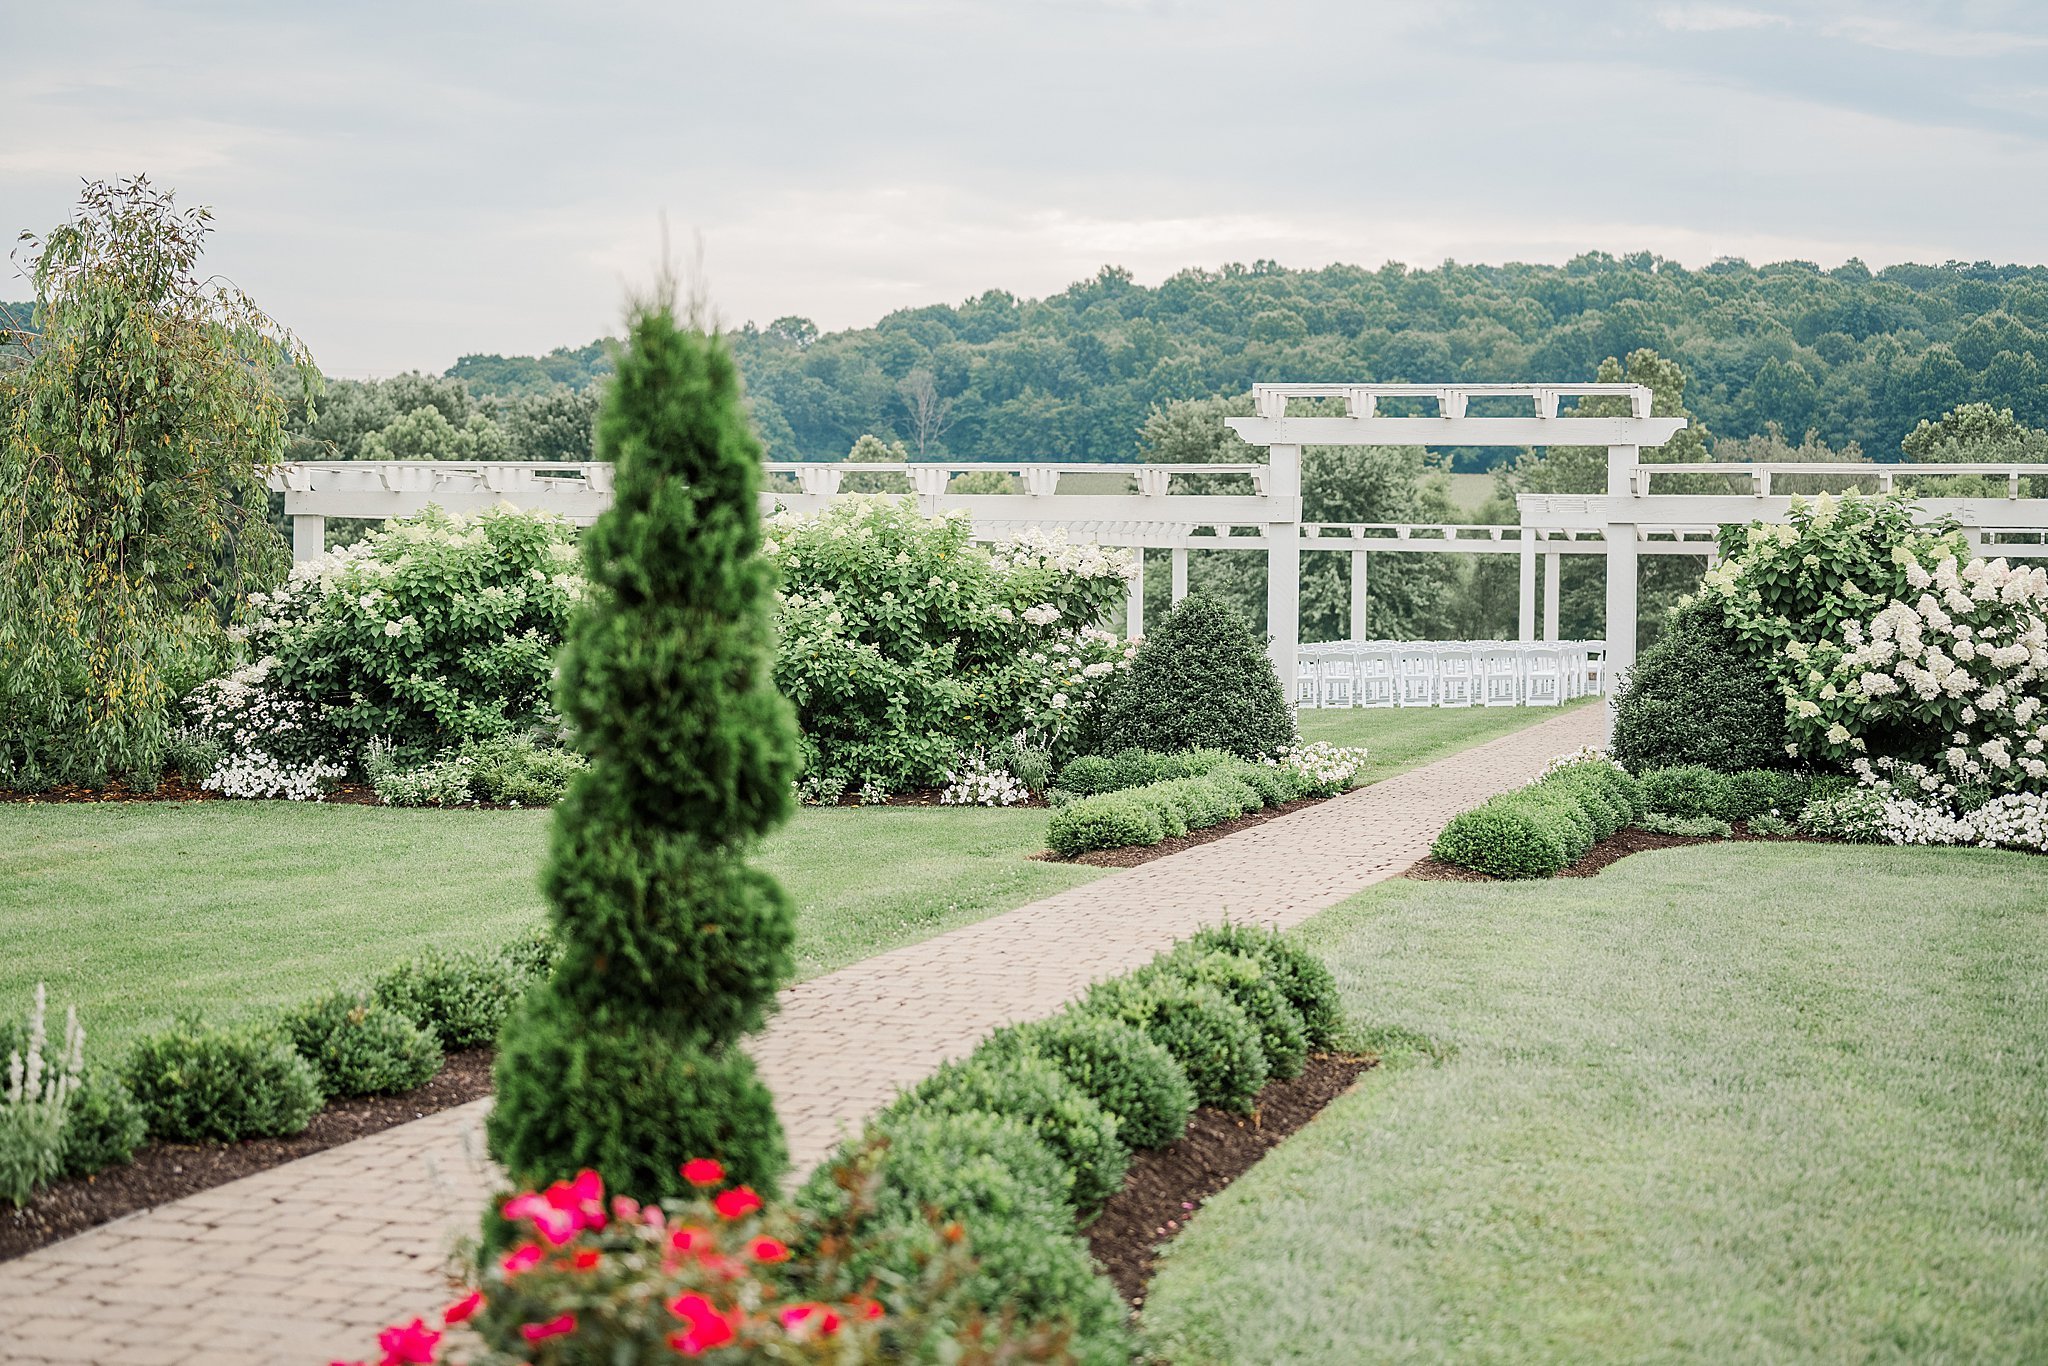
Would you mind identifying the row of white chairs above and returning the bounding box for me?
[1293,640,1607,709]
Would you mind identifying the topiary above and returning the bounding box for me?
[488,299,803,1202]
[120,1019,322,1142]
[1045,790,1166,857]
[1612,596,1788,774]
[984,1013,1196,1150]
[1152,950,1307,1081]
[1188,924,1345,1050]
[893,1052,1128,1212]
[280,990,443,1097]
[1095,595,1294,760]
[373,947,522,1049]
[1082,975,1267,1113]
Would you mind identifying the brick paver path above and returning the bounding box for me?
[0,704,1602,1365]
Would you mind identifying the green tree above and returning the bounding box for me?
[841,431,913,493]
[358,403,511,462]
[0,178,313,787]
[487,295,802,1199]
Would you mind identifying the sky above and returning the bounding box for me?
[7,0,2048,377]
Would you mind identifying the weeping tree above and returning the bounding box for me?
[488,296,802,1197]
[0,177,314,787]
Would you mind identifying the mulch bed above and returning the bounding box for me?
[1404,821,1822,882]
[0,1048,497,1263]
[1084,1051,1374,1309]
[1039,796,1326,869]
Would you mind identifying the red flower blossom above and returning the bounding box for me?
[712,1186,762,1220]
[442,1292,483,1326]
[667,1293,738,1355]
[748,1235,791,1263]
[778,1303,842,1339]
[680,1158,725,1187]
[849,1296,885,1322]
[520,1314,577,1343]
[376,1317,441,1364]
[570,1249,602,1271]
[500,1243,543,1277]
[669,1225,710,1254]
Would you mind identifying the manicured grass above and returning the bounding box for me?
[1299,695,1595,784]
[0,801,1103,1062]
[1142,842,2048,1362]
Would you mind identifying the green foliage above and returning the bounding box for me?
[212,504,582,768]
[279,990,442,1097]
[1800,786,1889,842]
[895,1051,1129,1212]
[373,947,522,1049]
[1640,765,1731,820]
[1046,790,1165,857]
[1638,812,1734,838]
[1433,791,1586,879]
[1188,923,1345,1049]
[1612,597,1790,774]
[489,301,803,1201]
[1098,595,1294,760]
[1721,769,1813,821]
[119,1019,322,1142]
[1083,975,1268,1113]
[1155,949,1309,1081]
[988,1012,1196,1150]
[800,1112,1132,1361]
[0,178,312,787]
[767,496,1132,788]
[459,735,585,805]
[55,1070,147,1179]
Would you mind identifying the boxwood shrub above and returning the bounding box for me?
[798,1111,1132,1363]
[1188,924,1345,1049]
[120,1020,323,1143]
[374,946,524,1048]
[281,990,443,1097]
[1081,975,1267,1113]
[982,1013,1196,1150]
[1639,764,1731,820]
[892,1052,1129,1212]
[1151,949,1308,1081]
[1046,791,1166,857]
[1432,756,1651,879]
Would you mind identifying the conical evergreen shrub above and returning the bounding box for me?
[488,299,801,1200]
[1096,594,1294,759]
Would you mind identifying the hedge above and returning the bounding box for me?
[1431,756,1646,879]
[1046,758,1309,858]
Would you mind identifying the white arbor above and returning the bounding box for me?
[270,379,2048,736]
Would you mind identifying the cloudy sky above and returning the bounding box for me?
[8,1,2047,376]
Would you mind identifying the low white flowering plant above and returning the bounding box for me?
[765,496,1134,789]
[938,751,1033,807]
[1266,741,1371,797]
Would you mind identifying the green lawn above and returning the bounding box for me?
[1141,842,2048,1362]
[1298,695,1595,783]
[0,802,1102,1062]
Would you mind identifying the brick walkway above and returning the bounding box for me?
[0,705,1602,1365]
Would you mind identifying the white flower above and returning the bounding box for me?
[383,620,403,638]
[1049,693,1068,709]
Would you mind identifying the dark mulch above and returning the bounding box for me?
[1404,821,1822,883]
[1084,1052,1374,1309]
[1039,796,1326,869]
[0,1048,497,1263]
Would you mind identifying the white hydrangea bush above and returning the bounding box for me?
[1702,491,2048,800]
[183,505,582,792]
[765,495,1134,789]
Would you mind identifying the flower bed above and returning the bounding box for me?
[1044,743,1370,859]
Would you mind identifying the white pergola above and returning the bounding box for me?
[270,379,2048,733]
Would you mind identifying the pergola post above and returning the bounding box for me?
[1517,535,1537,641]
[1265,444,1303,686]
[1170,546,1189,604]
[1603,444,1641,734]
[1349,547,1369,642]
[1542,544,1561,643]
[1126,548,1145,639]
[292,514,325,562]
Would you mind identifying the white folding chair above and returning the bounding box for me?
[1356,647,1396,708]
[1394,648,1436,707]
[1435,647,1476,707]
[1478,648,1522,706]
[1295,656,1321,709]
[1583,639,1607,695]
[1319,654,1357,708]
[1522,646,1563,706]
